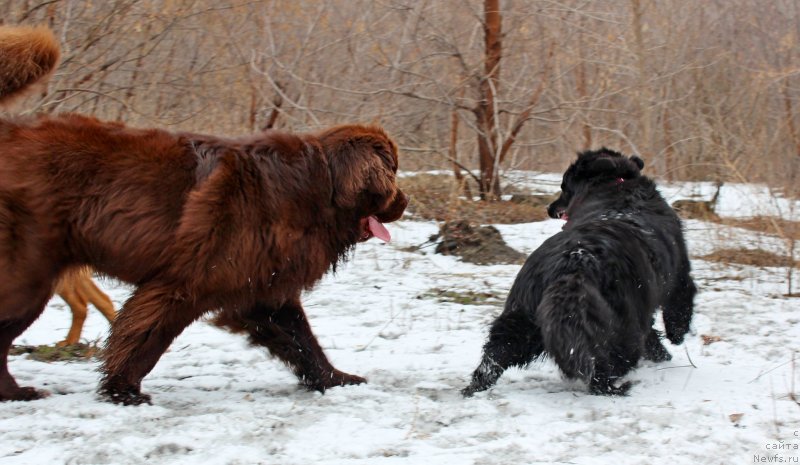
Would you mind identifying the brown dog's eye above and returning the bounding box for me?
[373,144,397,172]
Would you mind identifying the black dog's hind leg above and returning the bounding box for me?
[588,349,638,396]
[462,310,543,397]
[643,328,672,362]
[662,269,696,345]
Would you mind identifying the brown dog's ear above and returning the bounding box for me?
[319,125,397,211]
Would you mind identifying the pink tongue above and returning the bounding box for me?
[368,216,391,242]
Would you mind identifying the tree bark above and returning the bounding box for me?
[631,0,654,170]
[476,0,502,200]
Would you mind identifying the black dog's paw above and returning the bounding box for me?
[462,358,505,397]
[665,329,687,345]
[644,345,672,362]
[589,379,633,396]
[644,330,673,362]
[461,383,487,398]
[664,315,692,345]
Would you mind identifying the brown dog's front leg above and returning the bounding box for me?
[1,321,49,402]
[0,287,54,402]
[100,283,203,405]
[222,299,365,392]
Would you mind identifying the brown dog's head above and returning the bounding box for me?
[317,124,408,242]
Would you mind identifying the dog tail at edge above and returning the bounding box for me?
[0,25,61,108]
[535,273,617,384]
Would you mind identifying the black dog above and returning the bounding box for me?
[463,148,695,396]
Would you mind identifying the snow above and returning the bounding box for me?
[2,174,799,465]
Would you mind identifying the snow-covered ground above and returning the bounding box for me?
[2,174,799,465]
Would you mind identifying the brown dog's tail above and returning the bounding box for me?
[0,25,60,107]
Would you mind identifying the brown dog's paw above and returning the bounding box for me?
[0,386,50,402]
[99,384,152,406]
[304,370,367,393]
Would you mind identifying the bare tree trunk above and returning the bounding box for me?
[576,20,592,150]
[261,88,284,131]
[450,104,472,198]
[475,0,502,201]
[497,41,555,166]
[631,0,653,169]
[783,85,800,159]
[662,104,675,180]
[117,22,152,122]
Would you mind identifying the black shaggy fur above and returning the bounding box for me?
[462,148,696,396]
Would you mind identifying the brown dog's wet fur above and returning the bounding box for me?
[0,25,407,405]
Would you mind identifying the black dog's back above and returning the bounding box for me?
[463,149,695,396]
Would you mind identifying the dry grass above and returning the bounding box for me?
[10,342,101,362]
[719,217,800,241]
[399,173,551,224]
[701,334,723,345]
[672,200,721,222]
[698,248,794,268]
[417,288,503,306]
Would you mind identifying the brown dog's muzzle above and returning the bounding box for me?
[358,190,409,243]
[376,190,409,223]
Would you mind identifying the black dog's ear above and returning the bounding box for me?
[630,155,644,170]
[585,156,617,176]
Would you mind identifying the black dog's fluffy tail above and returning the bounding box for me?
[536,273,631,395]
[0,25,60,107]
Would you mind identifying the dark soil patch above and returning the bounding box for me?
[428,220,526,265]
[399,174,550,224]
[698,248,794,268]
[10,342,100,362]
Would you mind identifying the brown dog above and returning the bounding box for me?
[54,268,116,347]
[0,25,408,405]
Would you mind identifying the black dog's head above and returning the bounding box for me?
[547,148,644,220]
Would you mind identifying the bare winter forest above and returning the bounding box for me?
[2,3,800,463]
[2,0,799,198]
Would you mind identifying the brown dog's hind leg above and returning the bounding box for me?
[217,299,365,393]
[99,283,204,405]
[57,271,116,346]
[81,277,116,322]
[56,285,89,347]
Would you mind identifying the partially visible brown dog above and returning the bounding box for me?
[0,25,408,405]
[0,26,116,347]
[53,268,116,347]
[0,25,59,108]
